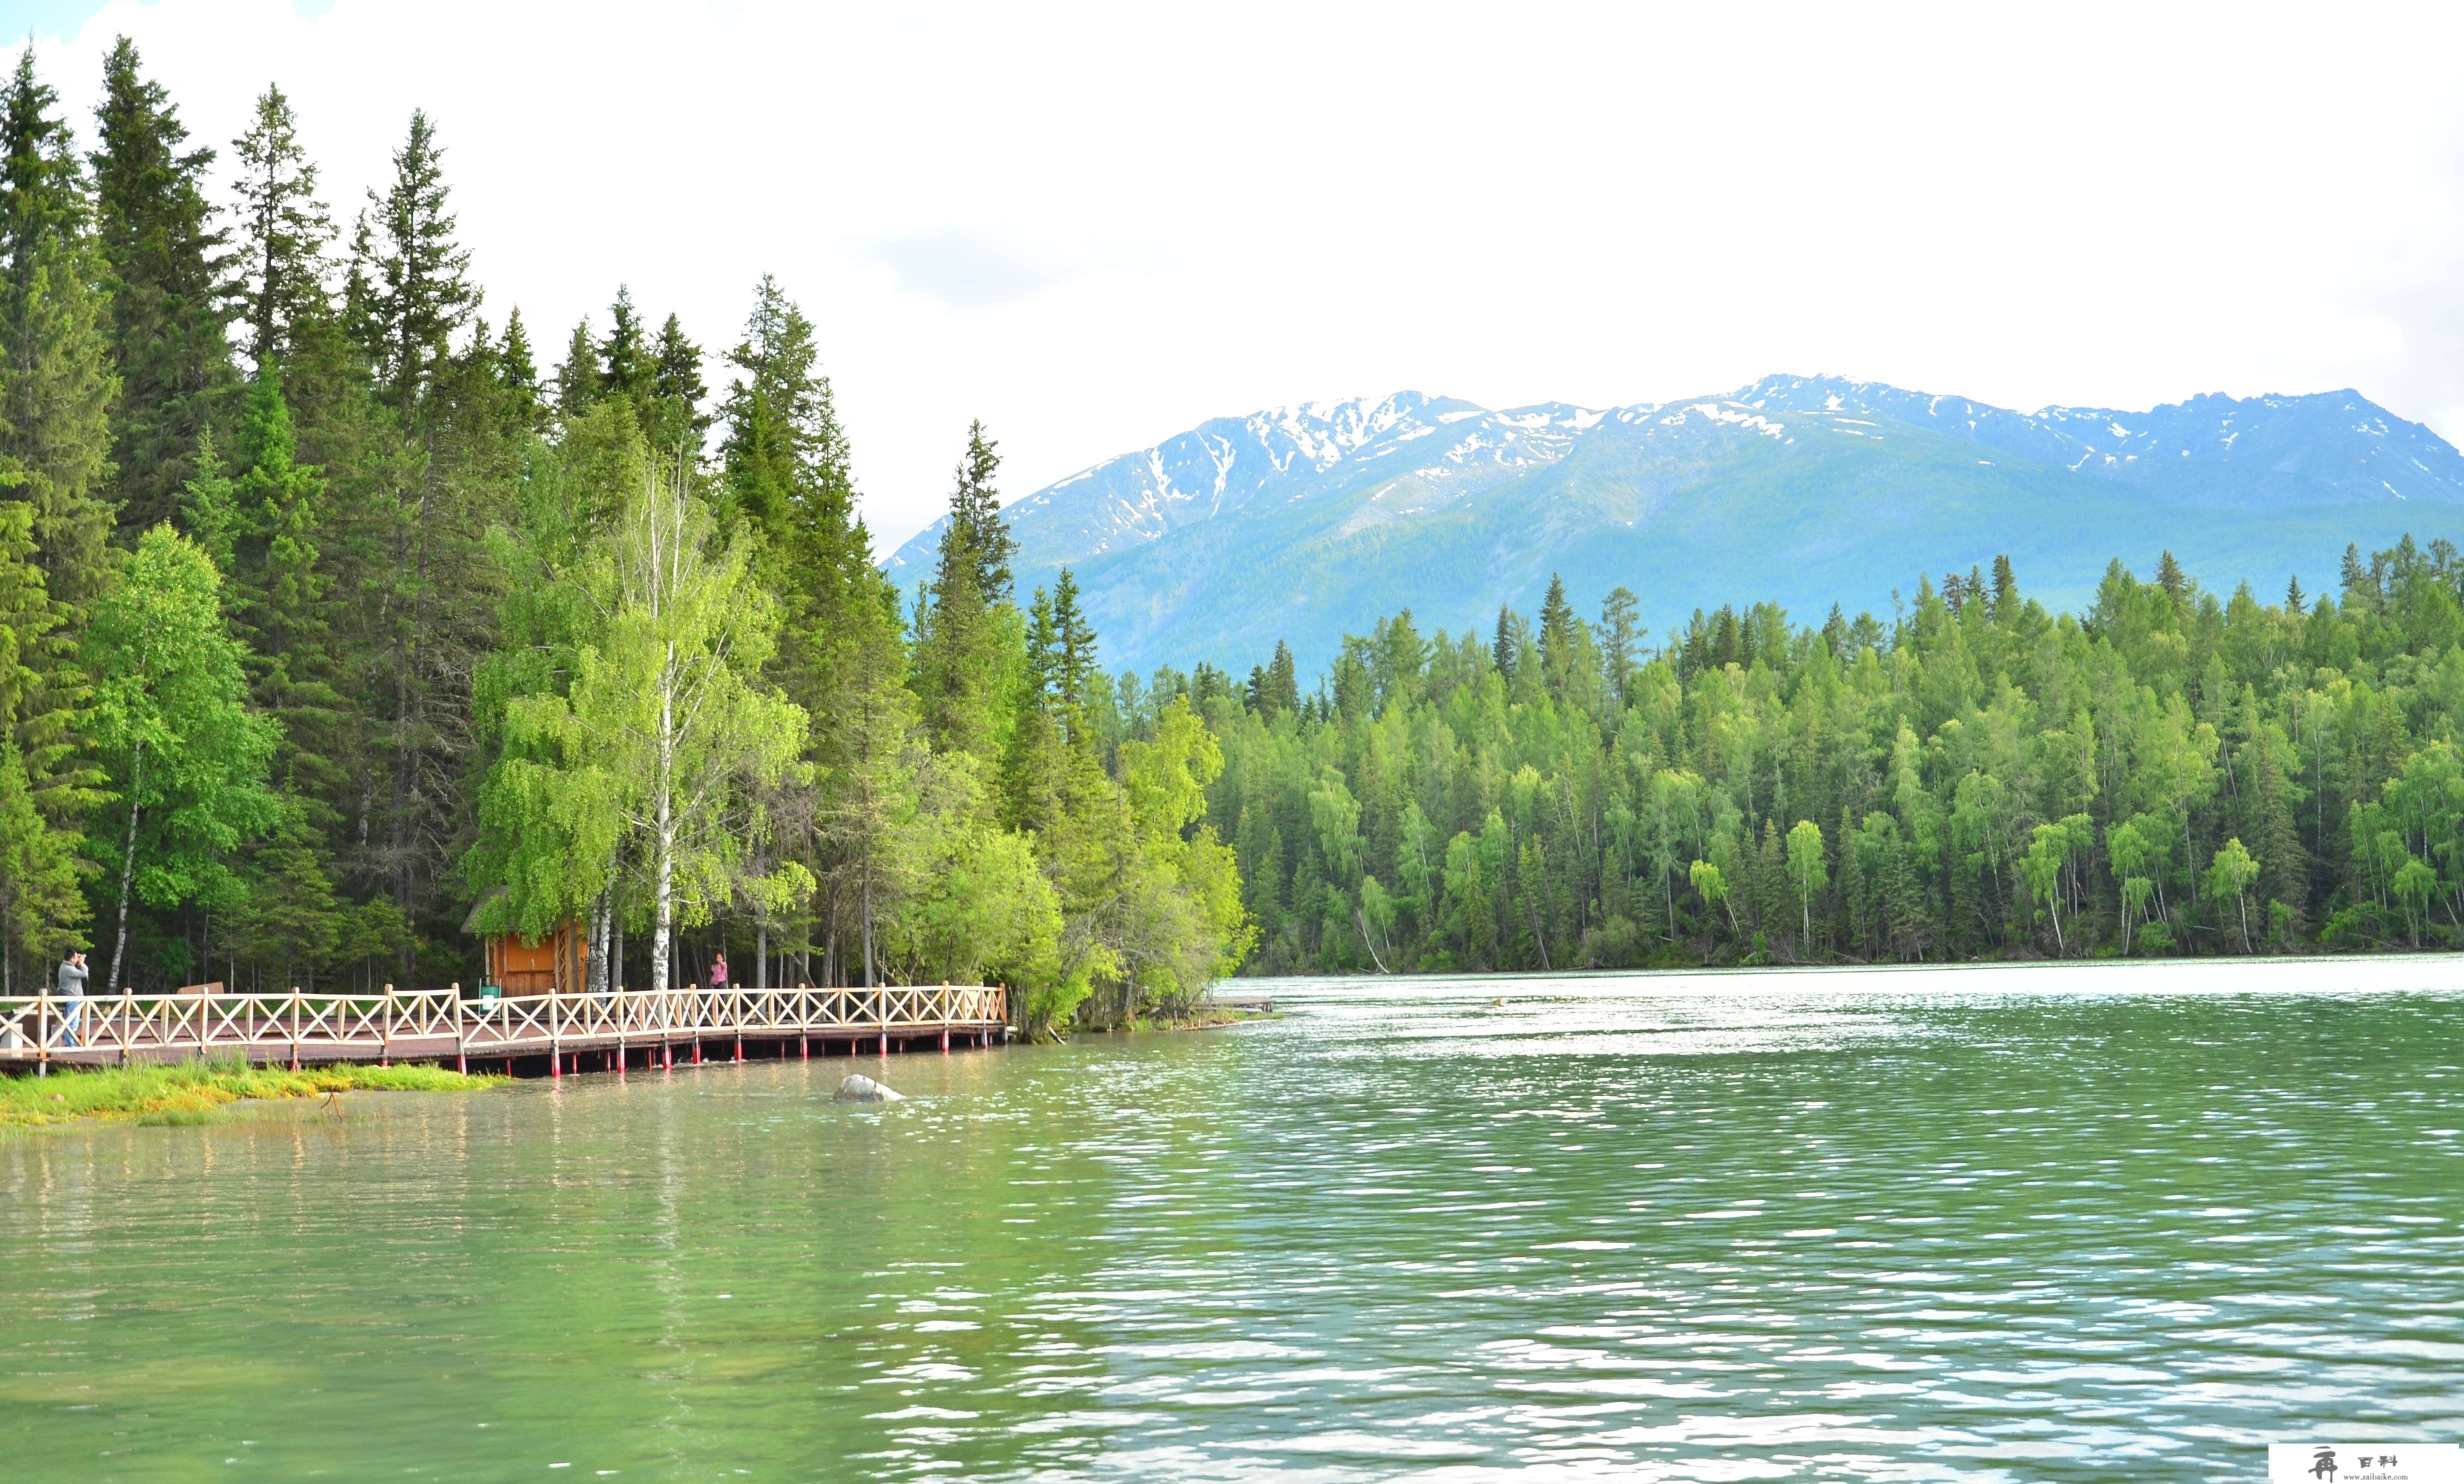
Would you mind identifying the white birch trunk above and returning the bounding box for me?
[108,742,145,995]
[653,640,676,994]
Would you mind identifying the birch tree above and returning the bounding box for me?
[86,526,279,990]
[501,460,808,994]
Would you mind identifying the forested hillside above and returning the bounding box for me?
[1200,544,2464,972]
[0,42,1244,1033]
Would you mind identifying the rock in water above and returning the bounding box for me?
[834,1074,904,1104]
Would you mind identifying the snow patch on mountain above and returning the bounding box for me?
[884,376,2464,616]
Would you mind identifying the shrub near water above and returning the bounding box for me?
[0,1054,502,1128]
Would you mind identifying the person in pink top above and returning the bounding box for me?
[710,954,728,990]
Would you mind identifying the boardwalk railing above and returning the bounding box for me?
[0,983,1009,1072]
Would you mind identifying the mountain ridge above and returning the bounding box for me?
[885,376,2464,672]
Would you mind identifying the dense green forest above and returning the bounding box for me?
[0,43,1244,1034]
[1198,540,2464,972]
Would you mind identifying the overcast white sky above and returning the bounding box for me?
[9,0,2464,554]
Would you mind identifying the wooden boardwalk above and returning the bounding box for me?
[0,984,1010,1077]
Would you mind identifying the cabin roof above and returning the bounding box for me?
[460,886,508,938]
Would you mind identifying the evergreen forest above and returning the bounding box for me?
[0,44,1246,1035]
[1202,544,2464,972]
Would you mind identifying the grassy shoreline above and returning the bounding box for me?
[0,1054,504,1128]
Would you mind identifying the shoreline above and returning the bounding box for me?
[1234,952,2464,995]
[0,1057,504,1130]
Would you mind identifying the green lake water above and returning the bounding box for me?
[3,963,2461,1482]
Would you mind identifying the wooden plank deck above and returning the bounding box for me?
[0,984,1010,1076]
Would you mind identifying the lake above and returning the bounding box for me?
[4,959,2460,1482]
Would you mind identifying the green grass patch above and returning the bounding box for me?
[0,1053,504,1128]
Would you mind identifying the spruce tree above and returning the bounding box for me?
[231,84,332,373]
[92,36,232,536]
[352,110,474,416]
[719,276,852,546]
[716,275,901,982]
[226,368,342,812]
[0,48,118,610]
[944,420,1014,602]
[0,51,80,276]
[648,310,708,451]
[1002,586,1070,832]
[1599,586,1641,705]
[2340,542,2371,605]
[2155,550,2188,608]
[0,496,88,988]
[915,421,1018,758]
[1264,640,1298,716]
[496,306,544,430]
[596,286,649,404]
[1051,568,1098,734]
[554,317,596,420]
[342,112,506,967]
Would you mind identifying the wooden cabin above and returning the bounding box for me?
[462,890,590,995]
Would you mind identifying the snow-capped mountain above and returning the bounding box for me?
[882,392,1612,582]
[884,377,2464,673]
[1730,376,2464,506]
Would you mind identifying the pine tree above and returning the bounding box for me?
[92,36,232,536]
[352,110,474,416]
[1991,553,2018,616]
[2285,573,2305,614]
[231,83,332,374]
